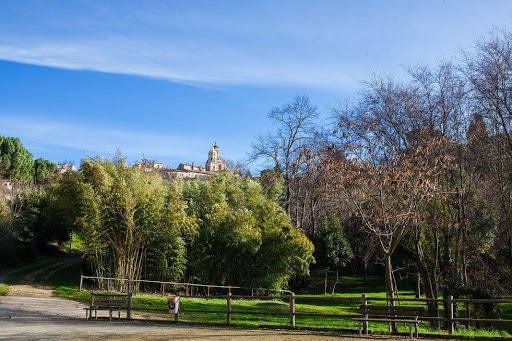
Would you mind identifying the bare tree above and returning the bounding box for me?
[250,95,319,217]
[465,28,512,264]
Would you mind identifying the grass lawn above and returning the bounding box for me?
[49,233,83,253]
[0,284,9,296]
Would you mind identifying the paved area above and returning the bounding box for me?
[0,295,424,341]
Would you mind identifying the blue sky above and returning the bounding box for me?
[1,1,511,169]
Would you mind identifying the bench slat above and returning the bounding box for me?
[353,318,421,323]
[360,305,424,311]
[359,305,424,316]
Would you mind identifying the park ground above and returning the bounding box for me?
[0,250,509,340]
[0,294,455,341]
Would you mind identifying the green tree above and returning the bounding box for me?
[52,155,197,286]
[314,216,353,293]
[40,171,82,247]
[145,181,197,283]
[185,172,314,289]
[34,158,58,184]
[0,136,34,182]
[315,216,353,269]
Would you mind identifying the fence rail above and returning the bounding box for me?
[80,275,291,296]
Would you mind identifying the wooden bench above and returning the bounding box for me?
[352,305,424,339]
[84,293,128,321]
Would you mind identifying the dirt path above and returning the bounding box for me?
[0,258,57,283]
[6,284,54,297]
[1,254,82,297]
[21,255,82,283]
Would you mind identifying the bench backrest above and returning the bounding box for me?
[359,305,425,318]
[91,293,128,307]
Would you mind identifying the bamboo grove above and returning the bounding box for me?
[51,156,314,289]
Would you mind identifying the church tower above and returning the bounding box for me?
[205,144,226,172]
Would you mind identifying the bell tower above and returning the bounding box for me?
[206,144,226,172]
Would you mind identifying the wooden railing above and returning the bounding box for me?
[128,293,362,327]
[138,294,511,334]
[366,296,512,334]
[79,275,290,296]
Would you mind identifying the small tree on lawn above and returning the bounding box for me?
[314,215,353,294]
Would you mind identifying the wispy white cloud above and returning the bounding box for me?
[0,116,210,166]
[0,1,511,89]
[0,36,356,89]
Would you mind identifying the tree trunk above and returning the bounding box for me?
[385,255,398,333]
[324,271,328,295]
[331,269,339,294]
[416,272,421,298]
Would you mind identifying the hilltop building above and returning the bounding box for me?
[136,144,227,183]
[57,163,77,173]
[134,159,164,172]
[206,144,226,171]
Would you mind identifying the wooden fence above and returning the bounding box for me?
[128,294,512,335]
[125,293,362,327]
[365,296,512,334]
[80,276,512,335]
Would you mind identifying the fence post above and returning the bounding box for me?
[289,292,295,327]
[127,292,132,320]
[361,294,368,334]
[448,295,454,335]
[227,292,232,325]
[87,291,94,319]
[127,278,132,320]
[161,283,165,296]
[416,273,421,298]
[79,275,83,291]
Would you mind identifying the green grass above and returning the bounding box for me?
[49,234,83,252]
[453,329,511,338]
[0,284,9,296]
[67,233,83,252]
[44,261,82,288]
[15,265,505,338]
